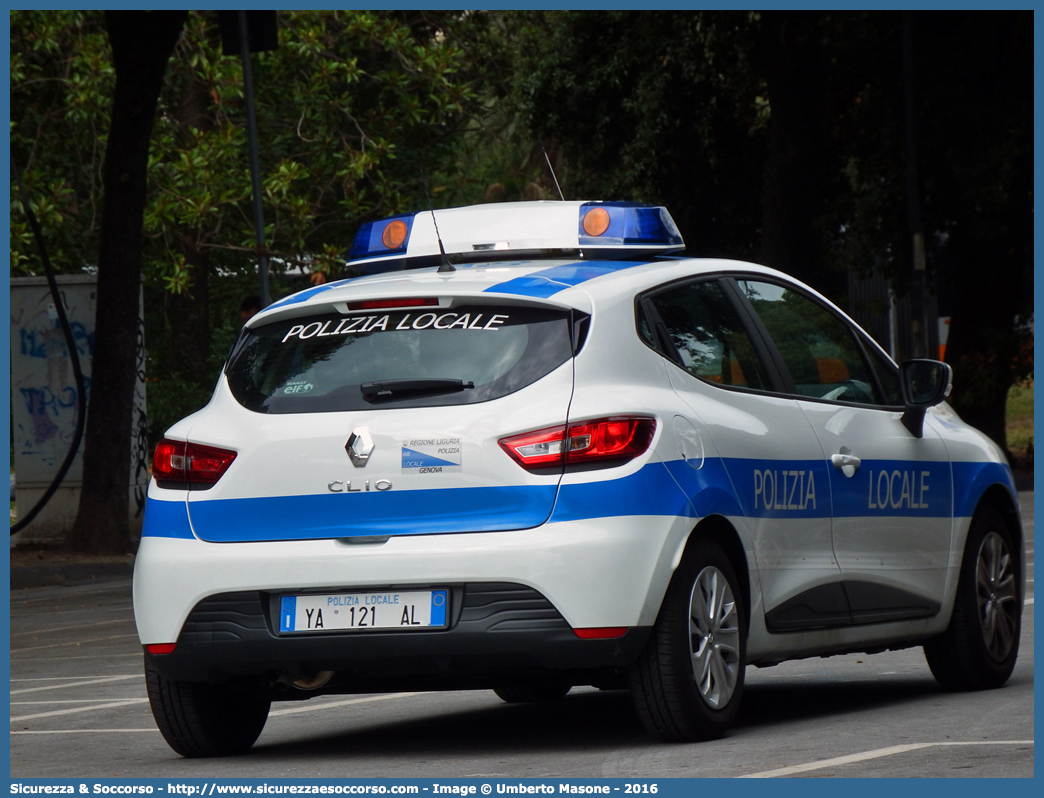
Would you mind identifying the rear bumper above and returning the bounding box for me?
[134,513,694,645]
[146,584,651,686]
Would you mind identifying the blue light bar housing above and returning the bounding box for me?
[348,214,415,261]
[578,202,684,248]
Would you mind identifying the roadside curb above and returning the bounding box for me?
[9,561,134,590]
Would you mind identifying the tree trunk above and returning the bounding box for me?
[68,10,186,553]
[169,76,215,381]
[758,12,838,302]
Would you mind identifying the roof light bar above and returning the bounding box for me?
[345,201,684,269]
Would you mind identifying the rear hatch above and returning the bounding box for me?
[184,295,580,543]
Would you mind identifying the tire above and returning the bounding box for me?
[145,656,270,757]
[629,537,746,742]
[494,680,571,703]
[924,505,1021,691]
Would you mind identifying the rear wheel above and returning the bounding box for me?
[924,505,1021,690]
[145,657,270,757]
[494,679,571,703]
[629,537,745,741]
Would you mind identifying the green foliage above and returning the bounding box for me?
[1006,380,1033,464]
[144,10,488,285]
[11,10,501,445]
[11,11,113,274]
[10,10,1032,452]
[510,11,767,259]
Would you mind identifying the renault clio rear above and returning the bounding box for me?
[135,201,1023,757]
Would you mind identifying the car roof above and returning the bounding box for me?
[251,256,805,327]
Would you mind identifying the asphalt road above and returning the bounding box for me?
[9,493,1034,779]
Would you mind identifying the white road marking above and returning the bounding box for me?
[11,729,158,735]
[11,675,141,695]
[739,740,1034,778]
[10,676,140,682]
[11,698,150,722]
[1025,597,1034,605]
[12,700,143,705]
[10,653,142,662]
[269,692,425,717]
[12,697,151,722]
[12,634,139,653]
[11,618,136,637]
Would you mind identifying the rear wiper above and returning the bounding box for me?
[360,378,475,400]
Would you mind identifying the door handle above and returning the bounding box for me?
[831,453,861,478]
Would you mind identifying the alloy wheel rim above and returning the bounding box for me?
[688,565,741,708]
[976,530,1018,662]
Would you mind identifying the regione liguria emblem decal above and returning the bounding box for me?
[346,427,375,467]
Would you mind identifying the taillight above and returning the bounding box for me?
[153,439,237,486]
[499,417,656,471]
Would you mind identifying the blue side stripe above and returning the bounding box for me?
[952,461,1017,519]
[186,485,557,542]
[716,457,954,519]
[485,260,648,298]
[550,462,696,523]
[662,458,746,519]
[827,458,953,518]
[143,458,1014,542]
[142,496,195,539]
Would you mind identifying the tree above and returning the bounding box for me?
[68,11,187,553]
[512,11,767,261]
[509,10,1033,454]
[10,10,506,550]
[818,12,1032,451]
[913,12,1033,450]
[757,11,838,300]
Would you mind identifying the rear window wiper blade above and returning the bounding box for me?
[360,378,475,400]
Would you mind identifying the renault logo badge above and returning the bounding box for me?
[345,427,375,467]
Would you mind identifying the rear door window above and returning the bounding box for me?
[641,279,771,391]
[226,303,577,413]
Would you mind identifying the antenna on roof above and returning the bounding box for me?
[542,147,565,201]
[430,210,455,273]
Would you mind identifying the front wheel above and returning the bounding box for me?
[924,505,1021,691]
[145,656,270,757]
[629,537,746,741]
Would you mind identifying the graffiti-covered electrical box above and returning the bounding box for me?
[10,275,149,543]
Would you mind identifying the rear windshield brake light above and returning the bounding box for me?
[499,417,656,470]
[153,440,237,486]
[346,298,438,311]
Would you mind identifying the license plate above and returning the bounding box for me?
[279,589,448,633]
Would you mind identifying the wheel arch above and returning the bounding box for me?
[974,483,1024,568]
[683,514,751,633]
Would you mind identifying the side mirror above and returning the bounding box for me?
[899,359,953,438]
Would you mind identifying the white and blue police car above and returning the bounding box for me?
[135,200,1024,757]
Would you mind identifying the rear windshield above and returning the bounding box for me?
[225,304,576,413]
